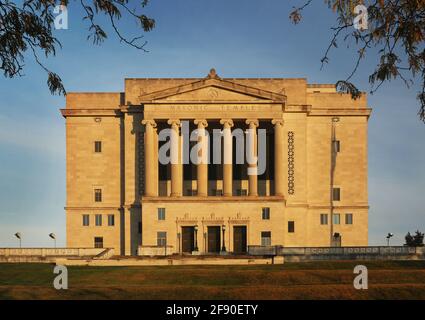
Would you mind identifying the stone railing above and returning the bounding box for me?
[0,248,110,257]
[138,245,174,256]
[248,245,420,257]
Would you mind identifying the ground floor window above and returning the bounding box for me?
[94,237,103,248]
[82,214,89,226]
[320,214,328,225]
[288,221,295,233]
[157,232,167,246]
[108,214,115,226]
[345,213,353,225]
[95,214,102,226]
[333,213,341,225]
[261,231,271,246]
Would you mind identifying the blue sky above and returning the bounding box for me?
[0,0,424,247]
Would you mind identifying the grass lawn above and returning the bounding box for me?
[0,260,424,299]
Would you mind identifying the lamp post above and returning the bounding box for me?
[49,233,56,248]
[386,233,394,246]
[14,232,21,248]
[177,232,181,254]
[194,226,199,252]
[330,117,339,247]
[221,225,226,252]
[204,232,207,254]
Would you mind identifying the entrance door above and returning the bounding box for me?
[332,232,342,247]
[207,226,221,253]
[182,227,195,253]
[233,226,247,254]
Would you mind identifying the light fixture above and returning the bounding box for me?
[49,233,57,248]
[386,233,394,246]
[14,232,22,248]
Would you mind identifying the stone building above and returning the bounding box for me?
[61,69,371,256]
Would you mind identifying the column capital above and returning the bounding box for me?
[271,119,284,127]
[142,119,157,128]
[167,119,181,127]
[194,119,208,128]
[220,119,234,127]
[245,119,259,127]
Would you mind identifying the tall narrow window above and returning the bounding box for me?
[261,231,271,246]
[157,232,167,246]
[94,141,102,153]
[157,208,166,220]
[94,189,102,202]
[262,208,270,220]
[94,237,103,248]
[288,221,295,233]
[334,140,340,153]
[333,213,340,225]
[333,188,341,201]
[320,214,328,225]
[108,214,115,226]
[95,214,102,226]
[138,222,142,234]
[345,213,353,225]
[82,214,89,226]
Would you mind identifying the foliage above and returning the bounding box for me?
[405,230,425,246]
[290,0,425,121]
[0,0,155,95]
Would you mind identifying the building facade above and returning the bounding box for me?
[61,69,371,256]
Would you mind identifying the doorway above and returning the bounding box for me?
[233,226,247,254]
[332,232,342,247]
[182,227,195,253]
[207,226,221,253]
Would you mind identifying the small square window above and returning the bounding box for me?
[94,141,102,153]
[320,214,328,225]
[94,189,102,202]
[82,215,89,226]
[345,213,353,225]
[157,232,167,246]
[94,237,103,248]
[95,214,102,226]
[261,231,271,246]
[158,208,166,220]
[333,213,340,225]
[262,208,270,220]
[288,221,295,233]
[333,188,341,201]
[108,214,115,226]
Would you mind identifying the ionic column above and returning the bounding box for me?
[194,119,208,197]
[272,119,284,196]
[167,119,182,197]
[246,119,259,197]
[220,119,234,197]
[142,119,158,197]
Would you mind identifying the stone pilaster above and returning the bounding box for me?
[272,119,284,196]
[246,119,259,197]
[194,119,209,196]
[142,119,158,197]
[220,119,234,197]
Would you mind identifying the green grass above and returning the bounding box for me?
[0,260,424,299]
